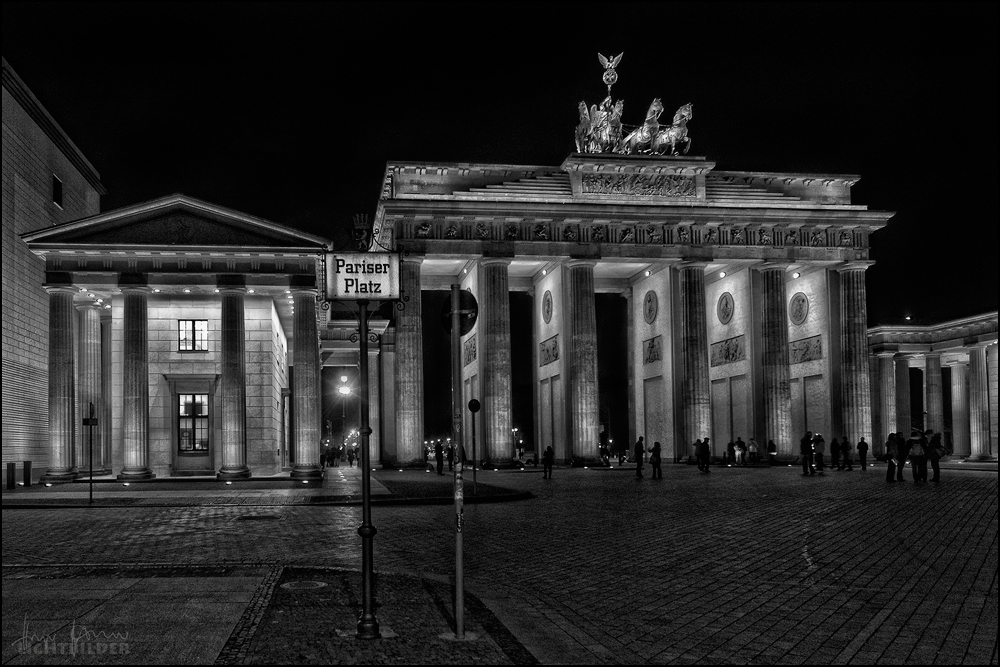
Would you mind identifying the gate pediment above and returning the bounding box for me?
[23,194,329,251]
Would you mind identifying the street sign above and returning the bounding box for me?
[326,253,400,300]
[441,290,478,335]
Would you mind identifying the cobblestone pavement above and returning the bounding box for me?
[3,464,997,664]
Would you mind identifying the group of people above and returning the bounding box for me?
[632,436,663,479]
[799,431,869,475]
[723,437,760,466]
[881,429,948,484]
[321,443,357,470]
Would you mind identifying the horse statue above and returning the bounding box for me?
[651,103,693,156]
[577,97,624,153]
[617,98,663,154]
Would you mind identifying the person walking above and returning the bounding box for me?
[649,441,662,479]
[813,434,826,475]
[840,437,854,471]
[857,437,869,470]
[634,436,645,478]
[830,436,840,471]
[908,429,927,484]
[895,432,911,482]
[347,446,356,468]
[435,441,444,475]
[800,431,815,476]
[927,431,944,484]
[767,440,777,465]
[542,445,554,479]
[884,433,899,483]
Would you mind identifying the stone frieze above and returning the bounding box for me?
[580,173,697,198]
[710,334,746,367]
[463,336,477,367]
[789,335,823,364]
[540,335,559,367]
[643,335,662,364]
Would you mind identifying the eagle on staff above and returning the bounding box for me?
[598,52,623,94]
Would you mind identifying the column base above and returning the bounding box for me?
[290,465,322,479]
[964,454,999,462]
[77,467,111,477]
[117,468,156,481]
[40,468,77,484]
[217,467,252,480]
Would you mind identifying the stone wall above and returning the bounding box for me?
[786,269,832,440]
[631,268,677,459]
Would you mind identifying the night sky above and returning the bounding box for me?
[3,3,997,444]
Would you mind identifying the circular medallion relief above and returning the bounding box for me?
[789,292,809,325]
[717,292,734,325]
[542,290,553,324]
[643,290,658,324]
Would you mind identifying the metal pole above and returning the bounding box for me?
[356,300,380,639]
[89,402,95,505]
[470,404,477,496]
[450,284,465,639]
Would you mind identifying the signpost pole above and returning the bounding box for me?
[450,284,465,639]
[356,299,381,640]
[88,402,95,505]
[468,399,481,496]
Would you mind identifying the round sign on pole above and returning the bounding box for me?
[442,290,479,335]
[468,399,481,413]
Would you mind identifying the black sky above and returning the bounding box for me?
[3,2,997,326]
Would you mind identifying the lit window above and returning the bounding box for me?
[52,175,63,208]
[178,394,209,452]
[178,320,208,351]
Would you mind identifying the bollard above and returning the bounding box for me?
[23,461,32,487]
[6,462,14,490]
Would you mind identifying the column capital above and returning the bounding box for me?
[924,351,943,359]
[676,260,709,270]
[755,261,792,272]
[119,284,151,295]
[216,274,247,291]
[216,286,247,295]
[291,287,319,297]
[44,285,78,296]
[401,254,425,266]
[565,258,597,270]
[968,340,994,350]
[75,302,104,312]
[837,260,876,273]
[480,256,513,267]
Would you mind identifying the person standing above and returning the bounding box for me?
[814,434,826,475]
[542,445,554,479]
[435,441,444,475]
[735,438,747,466]
[634,436,645,478]
[649,441,662,479]
[447,443,455,471]
[857,437,869,470]
[694,439,707,472]
[347,446,356,468]
[726,440,736,467]
[927,431,943,484]
[908,429,927,484]
[748,438,759,465]
[829,436,840,471]
[767,440,777,465]
[800,431,815,476]
[896,431,911,482]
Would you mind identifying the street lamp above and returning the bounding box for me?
[339,379,351,438]
[512,427,520,458]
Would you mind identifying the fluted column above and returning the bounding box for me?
[567,259,599,460]
[395,257,424,465]
[101,312,113,472]
[679,263,711,452]
[967,343,995,460]
[759,264,792,456]
[77,303,104,475]
[367,349,381,466]
[894,355,912,435]
[41,286,78,482]
[874,352,896,457]
[218,286,251,479]
[838,263,873,445]
[482,258,514,462]
[291,288,322,478]
[925,353,944,435]
[950,362,970,457]
[118,283,154,480]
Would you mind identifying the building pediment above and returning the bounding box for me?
[23,194,330,252]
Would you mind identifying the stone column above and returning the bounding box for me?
[481,258,514,462]
[118,283,154,480]
[838,263,873,445]
[291,288,322,478]
[395,257,424,465]
[894,355,912,435]
[967,343,996,460]
[925,352,944,436]
[101,312,113,473]
[77,303,104,475]
[367,348,381,466]
[567,259,599,460]
[678,262,711,453]
[759,263,792,456]
[218,285,251,479]
[950,362,970,457]
[41,285,78,482]
[874,352,897,456]
[625,289,636,457]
